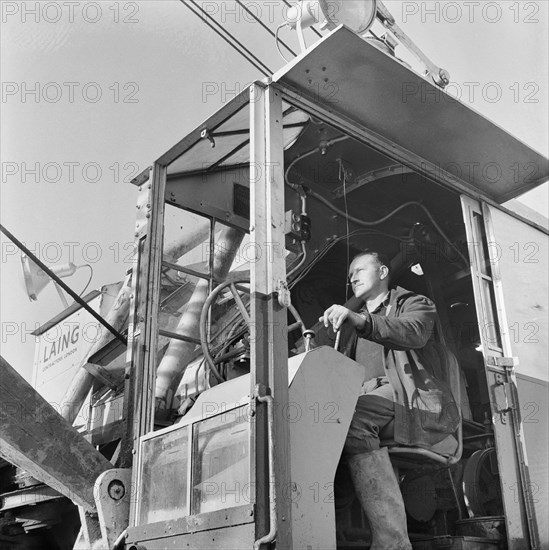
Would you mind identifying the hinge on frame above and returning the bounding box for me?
[276,279,291,308]
[486,356,519,422]
[486,356,519,369]
[200,128,216,148]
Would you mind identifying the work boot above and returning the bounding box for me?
[348,447,412,550]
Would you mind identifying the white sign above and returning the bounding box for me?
[33,295,102,416]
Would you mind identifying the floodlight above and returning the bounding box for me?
[286,0,377,50]
[284,0,450,88]
[21,254,80,307]
[318,0,377,33]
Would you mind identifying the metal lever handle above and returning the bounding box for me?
[334,329,341,351]
[303,329,315,352]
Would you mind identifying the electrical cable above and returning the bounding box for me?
[284,136,350,190]
[234,0,297,58]
[276,24,292,62]
[180,0,272,77]
[308,192,469,266]
[284,143,468,267]
[289,228,410,288]
[286,193,309,280]
[281,0,323,38]
[338,159,351,301]
[78,264,94,297]
[189,0,272,75]
[287,241,307,279]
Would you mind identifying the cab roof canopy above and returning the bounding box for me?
[135,26,548,205]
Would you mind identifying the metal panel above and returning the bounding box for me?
[517,375,549,548]
[274,26,549,203]
[461,196,539,549]
[32,293,104,409]
[485,204,549,382]
[484,203,548,548]
[166,169,251,232]
[127,505,254,542]
[127,521,255,549]
[482,203,542,550]
[287,348,364,550]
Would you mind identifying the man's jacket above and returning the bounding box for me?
[340,286,461,449]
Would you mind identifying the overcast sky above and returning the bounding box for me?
[1,0,548,381]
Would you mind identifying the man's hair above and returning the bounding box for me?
[352,249,391,273]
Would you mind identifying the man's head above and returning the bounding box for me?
[348,250,390,301]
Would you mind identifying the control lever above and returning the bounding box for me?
[303,329,315,352]
[334,329,341,352]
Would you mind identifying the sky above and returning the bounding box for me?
[1,0,548,382]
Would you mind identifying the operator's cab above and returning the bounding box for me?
[115,32,547,550]
[119,27,547,550]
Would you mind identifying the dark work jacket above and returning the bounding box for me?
[340,286,460,449]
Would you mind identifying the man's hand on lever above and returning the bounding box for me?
[320,305,367,332]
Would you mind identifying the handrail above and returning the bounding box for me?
[254,386,277,549]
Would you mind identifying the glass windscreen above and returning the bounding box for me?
[139,426,190,524]
[163,204,211,275]
[192,408,250,515]
[204,222,251,380]
[158,206,211,344]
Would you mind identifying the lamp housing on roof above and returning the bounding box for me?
[286,0,377,34]
[21,254,80,307]
[284,0,450,88]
